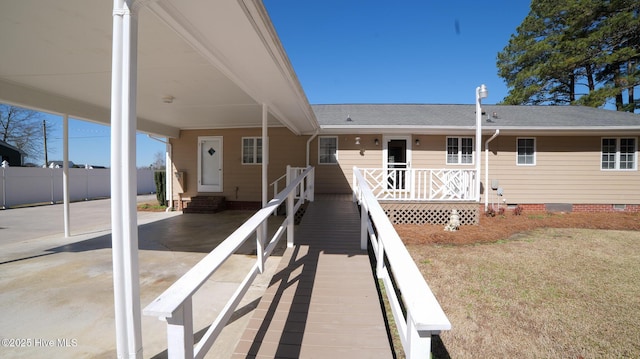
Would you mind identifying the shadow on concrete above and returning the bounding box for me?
[1,211,288,266]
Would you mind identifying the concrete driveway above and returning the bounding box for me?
[0,197,285,358]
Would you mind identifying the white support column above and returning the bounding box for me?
[261,103,269,207]
[111,1,143,358]
[63,114,70,237]
[260,104,269,252]
[165,142,173,210]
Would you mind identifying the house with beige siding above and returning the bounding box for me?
[169,102,640,219]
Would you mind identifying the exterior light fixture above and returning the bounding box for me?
[415,138,420,146]
[355,137,360,145]
[374,138,379,146]
[475,84,488,201]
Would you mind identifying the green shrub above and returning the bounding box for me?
[154,171,166,206]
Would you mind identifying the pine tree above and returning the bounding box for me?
[497,0,640,112]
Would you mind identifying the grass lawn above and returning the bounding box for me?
[406,228,640,358]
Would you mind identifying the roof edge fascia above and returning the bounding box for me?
[318,124,640,136]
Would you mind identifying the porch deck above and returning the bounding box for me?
[232,195,393,358]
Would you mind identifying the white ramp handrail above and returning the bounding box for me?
[353,166,451,358]
[144,166,314,359]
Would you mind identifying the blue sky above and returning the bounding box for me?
[32,114,165,168]
[30,1,531,167]
[264,0,531,104]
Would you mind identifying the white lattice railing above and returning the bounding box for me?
[359,167,477,201]
[352,167,451,357]
[144,166,314,359]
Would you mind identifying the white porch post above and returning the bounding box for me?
[63,114,70,237]
[111,1,143,358]
[165,142,173,210]
[260,104,269,263]
[262,103,269,207]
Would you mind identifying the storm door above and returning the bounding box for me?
[384,136,412,191]
[198,136,223,192]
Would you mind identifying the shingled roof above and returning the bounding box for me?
[312,104,640,134]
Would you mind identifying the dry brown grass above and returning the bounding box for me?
[396,211,640,245]
[406,228,640,358]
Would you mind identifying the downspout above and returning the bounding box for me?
[306,129,320,167]
[147,135,173,211]
[484,129,500,212]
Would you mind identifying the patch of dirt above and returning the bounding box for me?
[396,211,640,245]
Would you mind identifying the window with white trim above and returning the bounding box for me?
[446,137,474,164]
[319,136,338,164]
[601,137,636,170]
[242,137,262,164]
[517,138,536,165]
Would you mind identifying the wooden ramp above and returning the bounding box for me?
[232,197,393,358]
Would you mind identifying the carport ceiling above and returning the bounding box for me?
[0,0,317,137]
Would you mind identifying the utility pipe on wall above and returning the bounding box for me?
[475,84,488,201]
[484,129,500,212]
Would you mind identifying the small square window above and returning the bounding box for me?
[517,138,536,165]
[446,137,474,165]
[319,137,338,164]
[242,137,262,164]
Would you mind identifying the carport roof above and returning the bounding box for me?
[0,0,318,137]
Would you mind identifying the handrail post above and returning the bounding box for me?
[308,167,314,202]
[406,311,431,359]
[257,223,265,274]
[376,234,385,278]
[352,166,357,202]
[286,191,294,248]
[360,199,368,250]
[166,298,194,359]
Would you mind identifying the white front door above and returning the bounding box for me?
[383,135,412,190]
[198,136,223,192]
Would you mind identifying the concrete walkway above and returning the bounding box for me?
[233,198,393,358]
[0,197,286,359]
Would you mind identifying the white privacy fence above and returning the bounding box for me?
[353,167,451,357]
[360,167,477,201]
[0,167,157,208]
[144,166,314,359]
